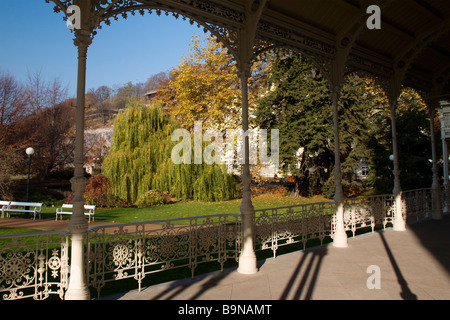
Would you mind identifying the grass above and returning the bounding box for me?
[0,227,42,236]
[32,194,330,225]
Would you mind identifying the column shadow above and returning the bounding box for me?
[407,215,450,276]
[279,246,327,300]
[378,231,417,300]
[147,267,235,300]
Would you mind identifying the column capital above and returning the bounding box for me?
[73,30,93,50]
[237,65,252,81]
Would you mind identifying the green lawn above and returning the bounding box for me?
[37,194,330,224]
[0,227,42,236]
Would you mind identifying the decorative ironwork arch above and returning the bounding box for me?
[45,0,249,60]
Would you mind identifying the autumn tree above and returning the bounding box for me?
[0,137,20,199]
[11,98,76,178]
[0,70,25,139]
[4,71,76,179]
[144,71,172,93]
[158,35,271,131]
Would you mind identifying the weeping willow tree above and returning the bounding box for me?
[102,99,238,204]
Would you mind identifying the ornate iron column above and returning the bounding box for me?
[427,105,443,220]
[330,83,348,248]
[235,0,268,275]
[387,86,406,231]
[237,63,258,274]
[65,1,93,300]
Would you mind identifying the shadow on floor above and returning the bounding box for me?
[378,231,417,300]
[407,214,450,276]
[279,246,327,300]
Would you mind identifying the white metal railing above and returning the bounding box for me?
[86,214,241,298]
[402,188,432,222]
[0,187,438,300]
[0,231,69,300]
[254,201,335,257]
[342,194,395,237]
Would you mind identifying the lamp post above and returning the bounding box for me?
[25,147,35,204]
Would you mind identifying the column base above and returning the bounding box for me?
[65,287,90,300]
[237,252,258,275]
[393,222,406,232]
[332,232,348,248]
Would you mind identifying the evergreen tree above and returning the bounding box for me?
[102,99,238,204]
[256,51,333,196]
[396,90,433,190]
[367,88,433,193]
[334,75,378,195]
[256,51,378,197]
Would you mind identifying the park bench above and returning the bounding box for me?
[2,201,43,220]
[0,201,10,218]
[56,203,96,222]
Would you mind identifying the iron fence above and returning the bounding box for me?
[254,201,335,257]
[0,231,69,300]
[86,214,241,298]
[0,188,439,300]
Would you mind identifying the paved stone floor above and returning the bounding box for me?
[103,215,450,300]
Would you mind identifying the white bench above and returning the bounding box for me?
[0,201,10,218]
[56,204,96,222]
[2,201,43,220]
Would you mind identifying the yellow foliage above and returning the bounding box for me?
[158,35,271,132]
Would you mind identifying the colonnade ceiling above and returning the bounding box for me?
[137,0,450,98]
[47,0,450,99]
[254,0,450,98]
[145,0,450,94]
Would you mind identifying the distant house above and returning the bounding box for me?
[144,90,158,103]
[84,126,114,175]
[354,158,370,180]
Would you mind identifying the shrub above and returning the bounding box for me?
[135,190,165,208]
[84,174,111,207]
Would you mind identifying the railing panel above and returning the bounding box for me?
[86,214,240,298]
[254,202,335,257]
[0,232,69,300]
[342,195,395,237]
[402,188,432,222]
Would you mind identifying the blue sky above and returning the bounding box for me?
[0,1,201,97]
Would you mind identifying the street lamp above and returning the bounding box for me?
[25,147,35,203]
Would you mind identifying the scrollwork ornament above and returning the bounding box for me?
[45,0,246,58]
